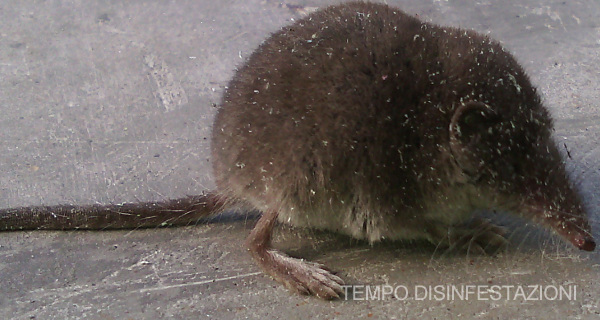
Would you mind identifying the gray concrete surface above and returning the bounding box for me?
[1,0,599,319]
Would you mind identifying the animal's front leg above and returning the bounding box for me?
[427,217,509,255]
[245,209,345,299]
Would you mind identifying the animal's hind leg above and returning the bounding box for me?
[245,209,345,299]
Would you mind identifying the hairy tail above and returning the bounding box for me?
[0,192,227,231]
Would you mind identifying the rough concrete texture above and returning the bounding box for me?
[1,0,599,319]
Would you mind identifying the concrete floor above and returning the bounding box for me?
[1,0,599,319]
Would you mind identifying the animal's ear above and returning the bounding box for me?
[449,101,499,175]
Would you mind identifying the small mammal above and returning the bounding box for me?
[0,2,595,299]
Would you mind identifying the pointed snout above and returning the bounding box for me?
[571,233,596,251]
[546,213,596,252]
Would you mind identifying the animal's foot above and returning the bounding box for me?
[261,250,345,299]
[434,218,508,255]
[245,209,344,299]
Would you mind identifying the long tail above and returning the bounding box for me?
[0,192,226,231]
